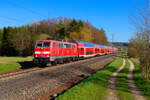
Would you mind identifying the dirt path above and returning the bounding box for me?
[105,59,126,100]
[127,59,146,100]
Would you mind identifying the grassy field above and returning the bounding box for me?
[116,59,134,100]
[0,56,33,73]
[0,57,33,63]
[132,59,150,100]
[55,56,123,100]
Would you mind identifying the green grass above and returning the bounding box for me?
[0,63,21,73]
[116,59,134,100]
[0,56,33,73]
[55,56,123,100]
[0,56,33,63]
[132,59,150,100]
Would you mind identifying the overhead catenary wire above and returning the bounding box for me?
[0,15,24,23]
[0,0,52,27]
[4,0,48,18]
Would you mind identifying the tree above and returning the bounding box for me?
[129,0,150,79]
[79,27,92,42]
[1,27,17,56]
[99,29,108,45]
[128,39,138,58]
[56,20,65,39]
[0,30,3,55]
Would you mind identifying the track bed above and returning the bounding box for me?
[0,55,116,100]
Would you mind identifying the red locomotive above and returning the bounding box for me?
[33,39,118,66]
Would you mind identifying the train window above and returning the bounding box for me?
[86,51,94,55]
[43,42,50,47]
[80,48,84,51]
[68,44,71,48]
[64,44,67,48]
[61,43,63,48]
[67,44,69,48]
[36,42,42,48]
[95,48,99,51]
[101,51,104,53]
[59,43,61,48]
[65,44,70,48]
[72,45,75,48]
[66,44,69,48]
[53,43,55,48]
[63,44,72,48]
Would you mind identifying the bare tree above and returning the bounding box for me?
[129,0,150,79]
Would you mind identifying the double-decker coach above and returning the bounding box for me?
[94,45,101,56]
[75,41,95,58]
[107,46,112,54]
[99,45,105,55]
[104,46,108,55]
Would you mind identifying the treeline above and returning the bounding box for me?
[0,17,108,56]
[128,33,150,80]
[128,2,150,80]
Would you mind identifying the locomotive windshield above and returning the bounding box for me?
[36,42,50,48]
[43,42,50,47]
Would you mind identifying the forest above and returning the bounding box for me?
[0,17,108,56]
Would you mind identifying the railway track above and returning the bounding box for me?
[0,54,114,80]
[0,56,96,80]
[0,67,41,79]
[0,54,117,100]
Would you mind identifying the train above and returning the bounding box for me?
[33,39,118,66]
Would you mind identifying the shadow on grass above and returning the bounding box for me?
[18,61,37,69]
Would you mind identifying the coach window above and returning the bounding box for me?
[59,43,62,48]
[68,44,70,48]
[81,48,84,51]
[58,43,60,48]
[64,44,67,48]
[61,43,63,48]
[80,48,84,51]
[66,44,69,48]
[53,43,55,48]
[69,44,71,48]
[72,45,75,48]
[95,48,99,51]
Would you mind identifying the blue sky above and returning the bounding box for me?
[0,0,147,42]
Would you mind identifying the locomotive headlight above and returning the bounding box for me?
[35,52,41,54]
[43,52,50,54]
